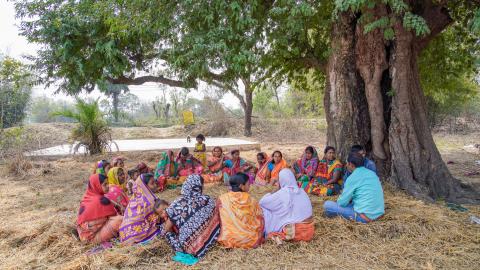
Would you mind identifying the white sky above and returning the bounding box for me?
[0,1,241,108]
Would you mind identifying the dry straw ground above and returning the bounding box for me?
[0,123,479,269]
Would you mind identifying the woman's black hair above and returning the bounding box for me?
[196,134,205,141]
[305,146,315,154]
[98,174,107,184]
[229,173,249,192]
[181,147,189,156]
[128,168,139,178]
[141,173,154,185]
[257,152,266,159]
[231,149,240,155]
[324,146,336,154]
[271,151,283,163]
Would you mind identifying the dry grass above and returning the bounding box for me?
[0,124,479,269]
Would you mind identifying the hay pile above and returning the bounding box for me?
[0,136,479,269]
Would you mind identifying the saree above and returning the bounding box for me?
[267,220,315,243]
[164,175,220,258]
[294,146,319,193]
[105,167,129,211]
[259,169,313,235]
[312,159,344,196]
[254,152,270,186]
[202,148,226,184]
[176,152,204,177]
[119,177,160,245]
[155,151,179,190]
[77,174,120,243]
[269,159,288,182]
[224,158,255,185]
[217,192,264,249]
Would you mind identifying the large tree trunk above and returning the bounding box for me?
[325,12,370,159]
[325,5,479,203]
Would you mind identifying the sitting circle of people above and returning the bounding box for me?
[76,134,384,265]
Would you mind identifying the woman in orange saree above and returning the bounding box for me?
[217,173,264,249]
[267,151,288,185]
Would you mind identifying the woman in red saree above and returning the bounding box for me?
[77,174,123,244]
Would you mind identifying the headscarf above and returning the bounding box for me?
[119,176,160,245]
[155,150,178,179]
[105,167,129,210]
[77,174,117,225]
[112,156,125,167]
[165,175,218,255]
[295,146,319,177]
[259,169,312,234]
[94,160,110,176]
[107,167,126,190]
[136,162,152,174]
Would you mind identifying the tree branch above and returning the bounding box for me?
[414,2,453,52]
[107,75,191,88]
[296,56,327,71]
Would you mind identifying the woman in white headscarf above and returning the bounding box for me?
[259,168,314,243]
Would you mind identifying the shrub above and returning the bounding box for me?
[52,99,117,155]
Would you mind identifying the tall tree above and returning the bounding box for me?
[264,0,479,202]
[0,56,33,128]
[101,83,129,123]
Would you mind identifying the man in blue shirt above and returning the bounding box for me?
[343,145,377,185]
[323,152,385,223]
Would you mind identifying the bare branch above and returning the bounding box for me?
[108,75,191,88]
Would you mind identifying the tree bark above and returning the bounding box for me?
[355,4,389,161]
[325,12,371,159]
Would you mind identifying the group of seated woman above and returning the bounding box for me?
[76,143,384,264]
[76,163,315,265]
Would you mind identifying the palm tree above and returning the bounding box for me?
[52,99,116,155]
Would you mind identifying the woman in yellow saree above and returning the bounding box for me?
[105,167,129,214]
[217,173,264,249]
